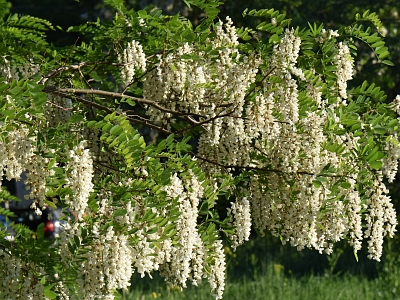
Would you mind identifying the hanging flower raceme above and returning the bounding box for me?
[159,172,206,287]
[227,197,252,251]
[119,40,147,86]
[335,42,354,99]
[64,141,94,221]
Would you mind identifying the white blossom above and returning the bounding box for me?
[207,240,226,300]
[389,95,400,115]
[119,40,147,85]
[64,141,94,221]
[227,197,252,251]
[0,250,47,299]
[316,29,339,43]
[160,172,206,287]
[335,42,354,99]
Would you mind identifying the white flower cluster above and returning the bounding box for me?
[121,195,175,279]
[0,56,39,83]
[142,17,261,165]
[138,18,146,27]
[389,95,400,115]
[207,240,226,300]
[119,40,147,86]
[249,173,361,255]
[58,221,134,299]
[24,154,52,214]
[316,29,339,43]
[258,30,394,259]
[78,227,132,299]
[382,135,400,183]
[335,42,354,99]
[45,95,72,126]
[0,56,14,83]
[245,93,275,142]
[54,281,70,300]
[341,179,363,253]
[157,172,227,298]
[248,122,370,255]
[365,179,397,261]
[268,29,304,124]
[0,249,47,299]
[227,197,252,251]
[56,170,229,299]
[119,20,399,264]
[159,172,206,287]
[64,141,94,221]
[131,228,168,278]
[0,124,53,214]
[0,125,33,182]
[86,185,173,283]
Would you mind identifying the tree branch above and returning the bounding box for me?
[44,86,204,119]
[45,88,173,135]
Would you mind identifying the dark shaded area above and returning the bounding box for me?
[228,233,378,280]
[1,178,68,239]
[10,0,103,46]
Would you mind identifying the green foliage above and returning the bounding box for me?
[243,7,292,35]
[343,23,391,63]
[184,0,223,22]
[355,10,385,35]
[0,0,399,299]
[103,0,127,15]
[0,0,10,20]
[88,113,146,170]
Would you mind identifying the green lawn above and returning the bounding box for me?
[124,262,397,300]
[123,235,400,300]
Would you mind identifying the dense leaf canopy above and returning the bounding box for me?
[0,0,399,298]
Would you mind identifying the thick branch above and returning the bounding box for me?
[44,86,249,136]
[46,88,173,135]
[44,86,204,119]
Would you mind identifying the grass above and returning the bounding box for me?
[123,262,397,300]
[122,234,400,300]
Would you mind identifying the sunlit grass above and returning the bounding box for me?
[124,262,395,300]
[123,234,400,300]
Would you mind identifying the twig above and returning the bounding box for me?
[191,151,352,179]
[175,109,237,134]
[244,66,276,100]
[39,61,119,85]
